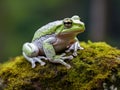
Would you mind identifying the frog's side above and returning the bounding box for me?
[22,15,85,69]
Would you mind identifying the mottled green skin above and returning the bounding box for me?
[32,20,63,41]
[22,15,85,69]
[1,42,120,90]
[32,16,85,41]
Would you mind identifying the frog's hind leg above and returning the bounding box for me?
[22,43,47,68]
[43,37,73,69]
[51,54,73,69]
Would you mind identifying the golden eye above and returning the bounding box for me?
[63,18,72,28]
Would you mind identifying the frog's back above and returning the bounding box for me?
[32,20,62,41]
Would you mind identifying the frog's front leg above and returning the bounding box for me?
[66,40,83,56]
[43,37,73,69]
[22,43,47,68]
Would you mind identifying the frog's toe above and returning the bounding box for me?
[79,46,84,50]
[77,43,84,50]
[31,61,36,68]
[32,64,36,68]
[61,55,73,60]
[60,53,66,57]
[38,56,48,60]
[65,49,71,53]
[34,57,46,66]
[40,62,46,66]
[73,52,77,56]
[68,55,74,60]
[66,64,71,69]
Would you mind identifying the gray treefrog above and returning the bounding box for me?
[22,15,85,69]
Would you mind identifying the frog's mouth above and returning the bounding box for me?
[60,29,85,35]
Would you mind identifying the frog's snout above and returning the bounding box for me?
[82,22,85,31]
[78,21,85,32]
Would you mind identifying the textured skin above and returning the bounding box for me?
[22,15,85,69]
[32,34,56,55]
[32,21,62,41]
[32,33,76,55]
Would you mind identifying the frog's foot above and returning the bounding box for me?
[66,42,83,56]
[23,52,46,68]
[48,55,73,69]
[60,54,73,60]
[30,57,46,68]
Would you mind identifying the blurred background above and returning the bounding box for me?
[0,0,120,62]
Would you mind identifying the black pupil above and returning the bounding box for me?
[64,21,72,24]
[63,19,72,28]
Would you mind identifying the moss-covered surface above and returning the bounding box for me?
[0,41,120,90]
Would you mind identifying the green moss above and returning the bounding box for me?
[0,41,120,90]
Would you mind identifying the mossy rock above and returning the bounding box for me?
[0,42,120,90]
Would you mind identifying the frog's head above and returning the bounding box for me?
[58,15,85,35]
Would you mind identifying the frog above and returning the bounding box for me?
[22,15,85,69]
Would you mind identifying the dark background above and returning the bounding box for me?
[0,0,120,62]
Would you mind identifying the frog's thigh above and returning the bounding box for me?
[43,37,56,59]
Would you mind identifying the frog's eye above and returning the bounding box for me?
[63,18,72,28]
